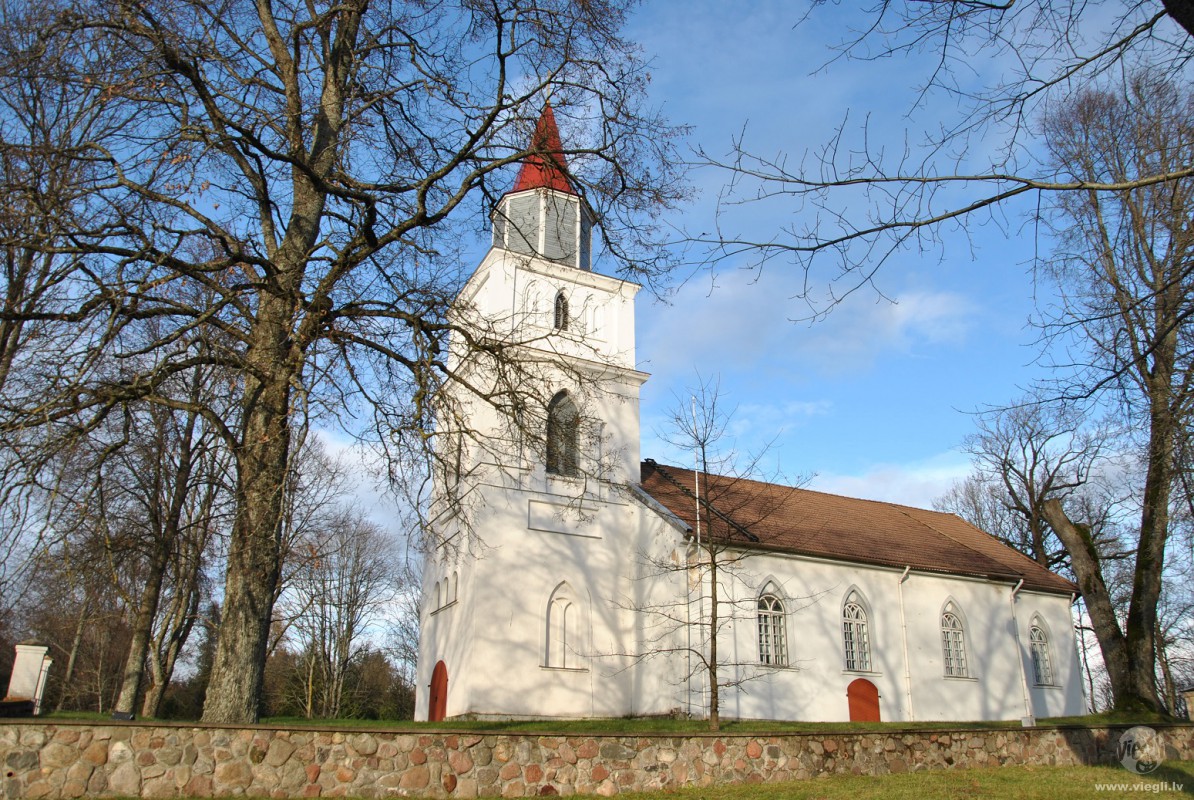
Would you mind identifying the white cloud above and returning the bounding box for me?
[808,451,973,510]
[637,265,976,388]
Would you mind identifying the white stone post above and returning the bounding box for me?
[5,642,53,714]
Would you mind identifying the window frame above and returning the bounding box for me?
[841,592,873,672]
[545,391,580,477]
[553,290,569,331]
[940,603,969,678]
[1029,621,1054,685]
[544,581,588,671]
[757,594,788,666]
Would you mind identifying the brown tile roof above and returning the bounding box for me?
[639,460,1076,595]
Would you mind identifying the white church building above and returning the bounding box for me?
[414,106,1087,724]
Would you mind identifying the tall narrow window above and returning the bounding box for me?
[941,603,968,677]
[546,391,579,476]
[1029,623,1053,685]
[757,594,787,665]
[548,597,572,667]
[842,592,872,672]
[545,582,585,669]
[553,291,569,331]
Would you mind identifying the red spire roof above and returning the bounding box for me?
[512,103,576,195]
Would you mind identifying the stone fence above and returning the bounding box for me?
[1,719,1191,799]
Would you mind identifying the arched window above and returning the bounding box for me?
[545,582,585,669]
[548,597,571,667]
[546,391,579,477]
[757,594,787,665]
[524,281,541,316]
[553,291,569,331]
[940,602,968,678]
[842,592,872,672]
[1029,621,1053,685]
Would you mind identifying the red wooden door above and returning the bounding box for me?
[428,661,448,722]
[847,678,880,722]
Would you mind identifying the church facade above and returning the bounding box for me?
[414,107,1087,724]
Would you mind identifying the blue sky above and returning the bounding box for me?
[334,0,1060,520]
[624,0,1053,508]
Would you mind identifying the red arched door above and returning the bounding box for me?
[428,661,448,722]
[847,678,880,722]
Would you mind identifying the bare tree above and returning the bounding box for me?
[940,74,1194,713]
[285,511,399,719]
[19,527,134,713]
[110,364,234,717]
[0,0,683,723]
[697,2,1194,312]
[1034,73,1194,713]
[943,402,1109,570]
[628,375,806,731]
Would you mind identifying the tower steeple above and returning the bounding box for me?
[512,103,575,195]
[492,104,593,270]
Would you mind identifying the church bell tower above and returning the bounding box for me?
[416,104,650,721]
[491,104,594,271]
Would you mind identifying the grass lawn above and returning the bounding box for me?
[91,761,1194,799]
[608,760,1194,799]
[36,708,1178,734]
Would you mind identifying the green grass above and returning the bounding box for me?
[35,709,1186,734]
[245,709,1191,734]
[94,761,1194,799]
[309,717,1026,734]
[40,710,117,722]
[607,760,1194,800]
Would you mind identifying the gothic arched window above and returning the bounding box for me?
[941,602,968,678]
[546,391,579,477]
[842,592,872,672]
[1029,621,1053,685]
[553,291,569,331]
[545,582,586,669]
[757,594,787,666]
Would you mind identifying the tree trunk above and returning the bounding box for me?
[1155,620,1177,714]
[1121,386,1173,713]
[1163,0,1194,37]
[53,597,89,712]
[1040,499,1162,711]
[140,574,201,719]
[113,542,169,716]
[201,296,297,724]
[706,547,719,732]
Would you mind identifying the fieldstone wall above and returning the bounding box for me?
[1,719,1191,799]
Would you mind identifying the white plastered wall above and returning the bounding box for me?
[416,238,1087,723]
[702,549,1087,722]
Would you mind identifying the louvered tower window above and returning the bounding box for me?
[554,291,569,331]
[546,391,579,477]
